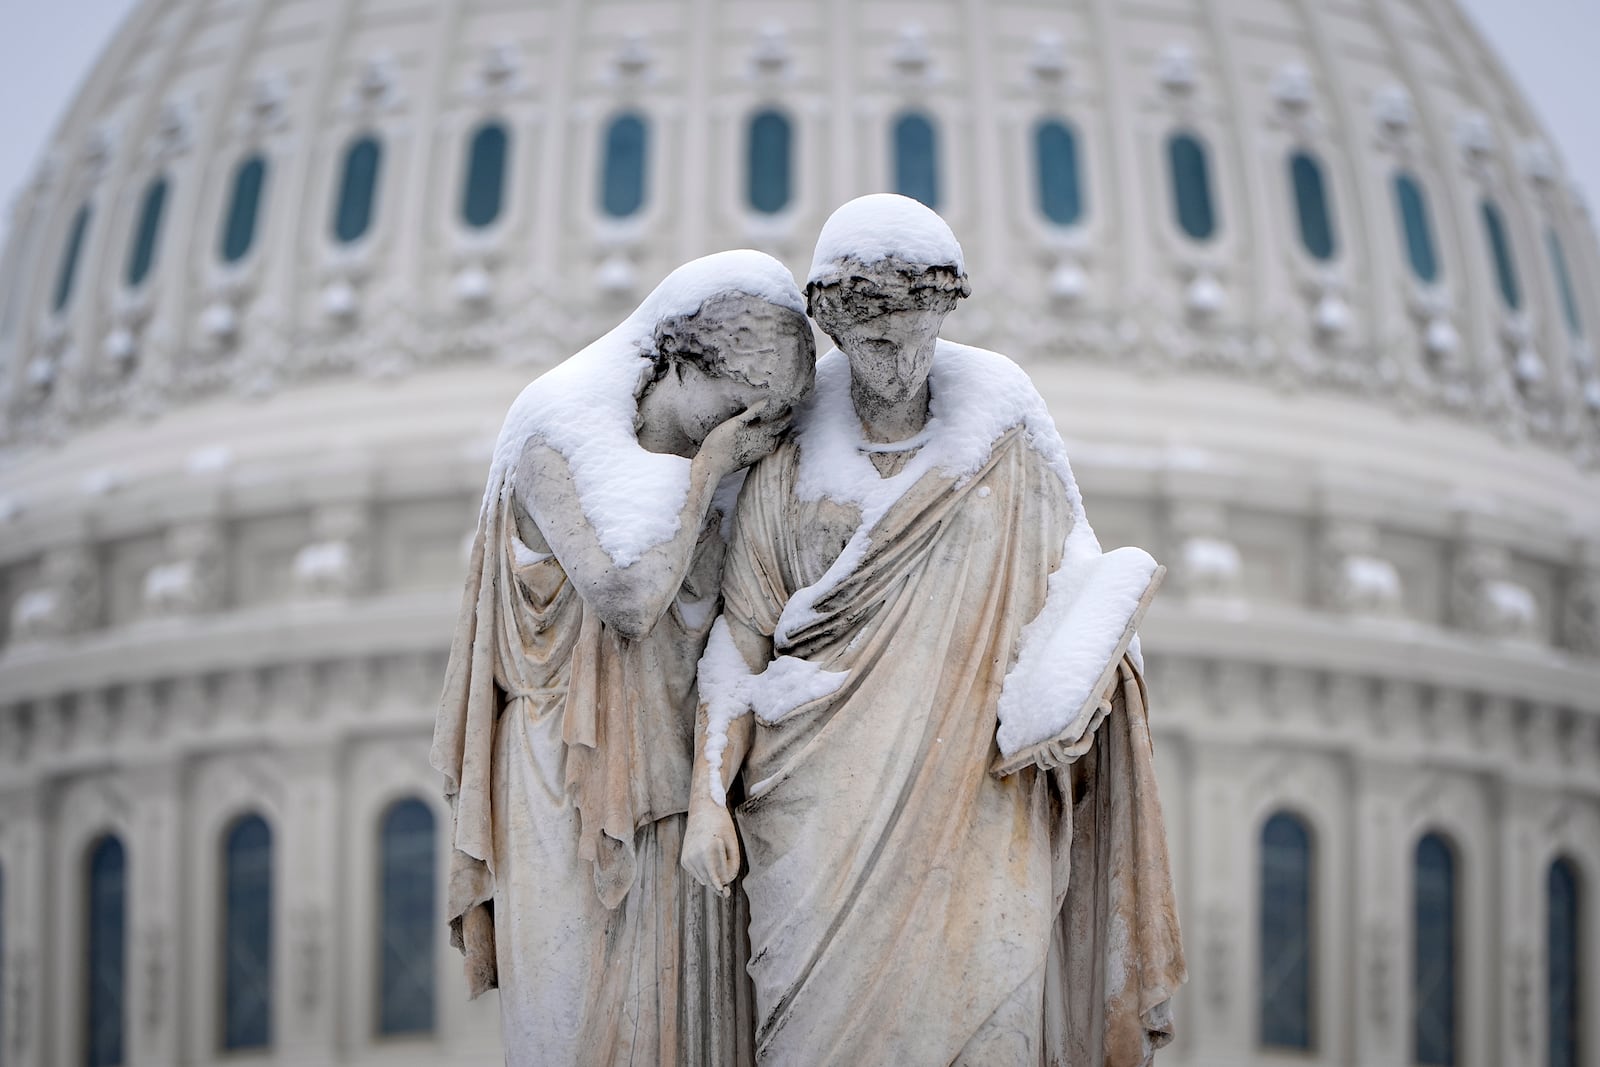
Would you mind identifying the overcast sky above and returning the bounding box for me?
[1,0,1595,247]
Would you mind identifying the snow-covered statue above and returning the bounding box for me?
[681,195,1188,1065]
[431,250,816,1066]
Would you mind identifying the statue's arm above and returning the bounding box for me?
[513,436,743,640]
[682,614,770,895]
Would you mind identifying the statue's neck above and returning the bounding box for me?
[853,378,930,445]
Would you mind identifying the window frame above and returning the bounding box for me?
[1393,171,1441,285]
[1258,810,1316,1051]
[1412,831,1460,1067]
[220,153,269,265]
[124,175,169,289]
[890,110,941,211]
[1033,117,1085,228]
[375,797,439,1038]
[745,107,795,217]
[1166,130,1218,242]
[331,133,385,245]
[52,202,93,314]
[220,813,274,1052]
[460,119,512,231]
[86,834,127,1067]
[598,111,650,220]
[1288,150,1336,262]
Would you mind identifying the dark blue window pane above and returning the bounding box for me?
[1290,152,1336,261]
[1482,200,1522,311]
[125,177,167,287]
[87,836,126,1067]
[221,155,267,263]
[747,110,793,215]
[1,864,5,1061]
[462,122,510,229]
[379,799,437,1036]
[600,113,648,218]
[1549,858,1580,1067]
[1035,119,1083,226]
[1168,133,1216,241]
[1547,231,1584,338]
[1260,812,1313,1049]
[333,135,383,243]
[1394,173,1441,284]
[1414,833,1457,1066]
[53,204,92,313]
[223,815,272,1051]
[892,112,939,210]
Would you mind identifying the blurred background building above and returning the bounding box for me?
[0,0,1597,1065]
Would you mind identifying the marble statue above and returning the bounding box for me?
[681,195,1188,1065]
[431,250,815,1066]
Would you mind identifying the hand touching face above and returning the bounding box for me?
[640,293,816,462]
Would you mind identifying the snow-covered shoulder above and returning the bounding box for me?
[776,340,1102,643]
[483,250,804,569]
[807,193,965,284]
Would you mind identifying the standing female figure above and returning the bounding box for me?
[432,250,815,1066]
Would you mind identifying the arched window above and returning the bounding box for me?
[461,121,510,229]
[1393,172,1441,284]
[1547,231,1584,338]
[1034,119,1083,227]
[125,176,168,287]
[1481,200,1521,311]
[1167,132,1216,241]
[600,112,649,218]
[1413,833,1458,1066]
[1548,858,1581,1067]
[220,155,268,263]
[379,798,437,1036]
[1260,812,1314,1049]
[1289,151,1336,261]
[892,112,939,210]
[53,203,92,313]
[332,135,383,243]
[223,815,273,1050]
[86,835,126,1067]
[746,109,793,215]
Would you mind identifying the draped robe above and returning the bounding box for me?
[430,459,754,1066]
[720,416,1186,1065]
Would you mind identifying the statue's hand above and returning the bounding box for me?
[681,803,741,898]
[700,401,794,474]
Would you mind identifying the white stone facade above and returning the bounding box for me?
[0,0,1597,1064]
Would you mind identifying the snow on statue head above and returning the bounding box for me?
[805,193,971,344]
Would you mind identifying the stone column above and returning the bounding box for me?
[1352,762,1408,1067]
[1182,737,1254,1064]
[2,789,46,1067]
[127,763,182,1067]
[277,743,343,1060]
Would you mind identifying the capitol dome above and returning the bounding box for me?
[0,0,1596,1064]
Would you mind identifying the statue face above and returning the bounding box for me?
[645,293,815,452]
[831,302,946,402]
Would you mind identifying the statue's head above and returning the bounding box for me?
[806,195,970,400]
[641,284,816,453]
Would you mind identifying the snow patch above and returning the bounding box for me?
[807,193,965,284]
[996,546,1159,756]
[484,250,805,568]
[698,616,848,806]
